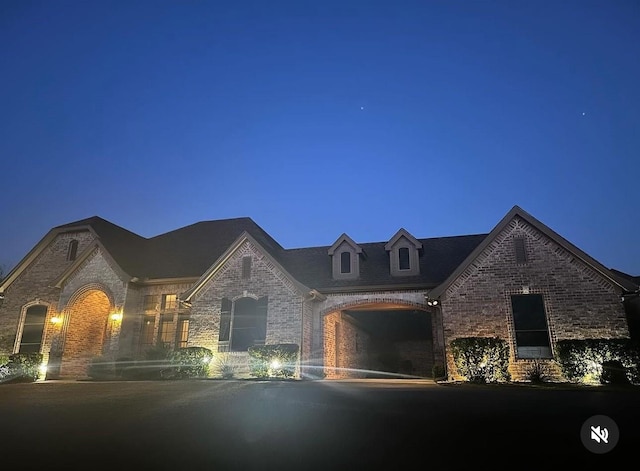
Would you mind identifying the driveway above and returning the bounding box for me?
[0,379,636,469]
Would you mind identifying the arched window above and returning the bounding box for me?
[18,305,48,353]
[67,240,79,261]
[218,297,268,352]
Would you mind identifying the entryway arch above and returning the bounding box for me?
[56,284,114,378]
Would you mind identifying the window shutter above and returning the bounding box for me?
[219,298,232,342]
[255,297,268,344]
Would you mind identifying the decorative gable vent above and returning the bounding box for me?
[385,228,422,276]
[514,237,527,265]
[328,234,363,280]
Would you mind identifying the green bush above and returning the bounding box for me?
[5,352,43,383]
[555,339,639,384]
[248,344,299,379]
[449,337,510,383]
[88,355,116,380]
[431,363,445,380]
[170,347,213,378]
[523,359,551,383]
[214,353,238,379]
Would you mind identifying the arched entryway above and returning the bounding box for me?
[322,301,434,379]
[58,288,113,378]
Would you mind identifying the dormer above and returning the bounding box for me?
[328,233,363,280]
[385,228,422,276]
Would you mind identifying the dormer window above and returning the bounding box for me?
[385,228,422,277]
[340,251,351,274]
[328,233,363,280]
[398,247,410,270]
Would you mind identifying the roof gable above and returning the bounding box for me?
[180,231,310,303]
[328,233,363,255]
[428,205,637,299]
[384,228,422,251]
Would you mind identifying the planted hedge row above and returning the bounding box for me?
[0,353,43,383]
[88,346,213,380]
[450,337,511,383]
[450,336,640,385]
[555,338,639,384]
[248,343,299,379]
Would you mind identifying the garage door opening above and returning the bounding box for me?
[323,306,434,379]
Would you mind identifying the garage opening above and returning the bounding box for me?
[323,305,433,379]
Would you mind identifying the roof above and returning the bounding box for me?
[428,205,639,298]
[5,205,636,294]
[280,234,487,290]
[18,215,488,290]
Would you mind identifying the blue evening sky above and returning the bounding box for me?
[1,0,638,276]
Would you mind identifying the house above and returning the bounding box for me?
[0,205,637,382]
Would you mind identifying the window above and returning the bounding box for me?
[340,251,351,274]
[241,256,252,279]
[143,295,160,311]
[162,294,177,311]
[67,240,79,261]
[141,315,155,347]
[19,305,47,353]
[514,238,527,264]
[398,247,410,270]
[218,297,268,352]
[176,315,189,349]
[511,294,552,358]
[159,314,175,347]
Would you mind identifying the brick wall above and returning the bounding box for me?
[323,311,371,379]
[0,230,95,355]
[442,216,629,382]
[189,240,305,378]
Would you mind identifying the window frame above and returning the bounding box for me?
[218,296,268,352]
[511,294,552,359]
[398,247,411,271]
[16,304,48,353]
[340,251,351,274]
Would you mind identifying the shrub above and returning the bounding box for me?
[171,347,213,378]
[88,355,116,380]
[449,337,510,383]
[248,344,299,379]
[431,363,445,381]
[555,339,639,384]
[601,360,629,385]
[5,352,43,383]
[214,353,238,379]
[523,359,550,383]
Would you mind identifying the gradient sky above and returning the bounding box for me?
[1,0,638,276]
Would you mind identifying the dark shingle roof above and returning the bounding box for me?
[280,234,488,290]
[58,216,487,289]
[55,216,147,276]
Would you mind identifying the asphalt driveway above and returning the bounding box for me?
[0,379,636,470]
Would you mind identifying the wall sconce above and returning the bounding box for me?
[50,316,63,325]
[110,312,123,322]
